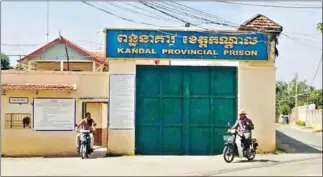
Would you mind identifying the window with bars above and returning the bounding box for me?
[5,113,32,129]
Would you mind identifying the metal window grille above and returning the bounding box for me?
[5,113,32,129]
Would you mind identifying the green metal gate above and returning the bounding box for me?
[135,65,237,155]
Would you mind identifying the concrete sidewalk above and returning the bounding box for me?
[2,153,322,176]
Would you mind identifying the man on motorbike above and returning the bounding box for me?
[231,110,254,150]
[76,112,96,153]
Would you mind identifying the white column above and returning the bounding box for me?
[238,65,276,153]
[92,61,96,72]
[60,61,64,71]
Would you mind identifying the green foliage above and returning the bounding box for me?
[309,89,323,109]
[1,53,11,69]
[276,76,322,117]
[317,23,323,33]
[279,101,290,115]
[296,120,306,127]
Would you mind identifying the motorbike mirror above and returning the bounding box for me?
[93,123,97,127]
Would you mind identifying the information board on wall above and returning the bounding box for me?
[33,98,76,131]
[109,74,135,129]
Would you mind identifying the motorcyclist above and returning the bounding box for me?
[76,112,96,153]
[231,110,254,150]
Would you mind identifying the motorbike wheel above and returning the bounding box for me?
[247,150,256,161]
[223,145,235,163]
[81,144,87,159]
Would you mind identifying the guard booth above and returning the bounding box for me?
[105,28,277,155]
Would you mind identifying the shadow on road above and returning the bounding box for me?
[234,159,279,163]
[41,147,109,159]
[276,130,322,154]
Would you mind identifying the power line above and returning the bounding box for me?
[141,1,237,29]
[130,2,318,54]
[138,1,247,34]
[166,1,238,26]
[84,0,280,38]
[123,2,175,19]
[310,56,322,87]
[281,33,323,51]
[215,1,322,9]
[1,40,104,46]
[46,0,50,43]
[103,2,177,22]
[139,1,208,30]
[151,2,219,25]
[81,1,177,28]
[1,44,41,46]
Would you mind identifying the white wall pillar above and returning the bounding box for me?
[92,61,96,72]
[107,60,136,155]
[238,64,276,153]
[60,61,64,71]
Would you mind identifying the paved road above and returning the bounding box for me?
[276,124,322,153]
[2,125,322,176]
[2,153,322,176]
[211,156,322,176]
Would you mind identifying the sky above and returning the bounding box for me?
[1,1,322,89]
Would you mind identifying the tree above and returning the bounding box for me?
[317,23,323,33]
[1,53,11,70]
[309,89,323,109]
[276,77,323,118]
[279,101,291,115]
[276,81,291,117]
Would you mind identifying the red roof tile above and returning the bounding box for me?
[89,51,106,61]
[2,84,77,91]
[238,14,283,32]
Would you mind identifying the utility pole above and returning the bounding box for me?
[295,72,298,120]
[59,31,69,71]
[295,72,298,108]
[64,38,70,71]
[46,0,49,43]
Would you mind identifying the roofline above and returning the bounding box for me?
[239,13,283,32]
[17,36,107,65]
[17,38,60,64]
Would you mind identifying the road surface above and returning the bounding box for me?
[2,153,322,176]
[276,124,322,153]
[1,125,322,176]
[210,155,322,176]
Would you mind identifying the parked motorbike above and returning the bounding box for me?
[222,123,258,163]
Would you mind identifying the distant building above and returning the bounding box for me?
[17,36,107,72]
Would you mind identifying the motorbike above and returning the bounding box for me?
[222,122,258,163]
[79,129,92,159]
[75,123,97,159]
